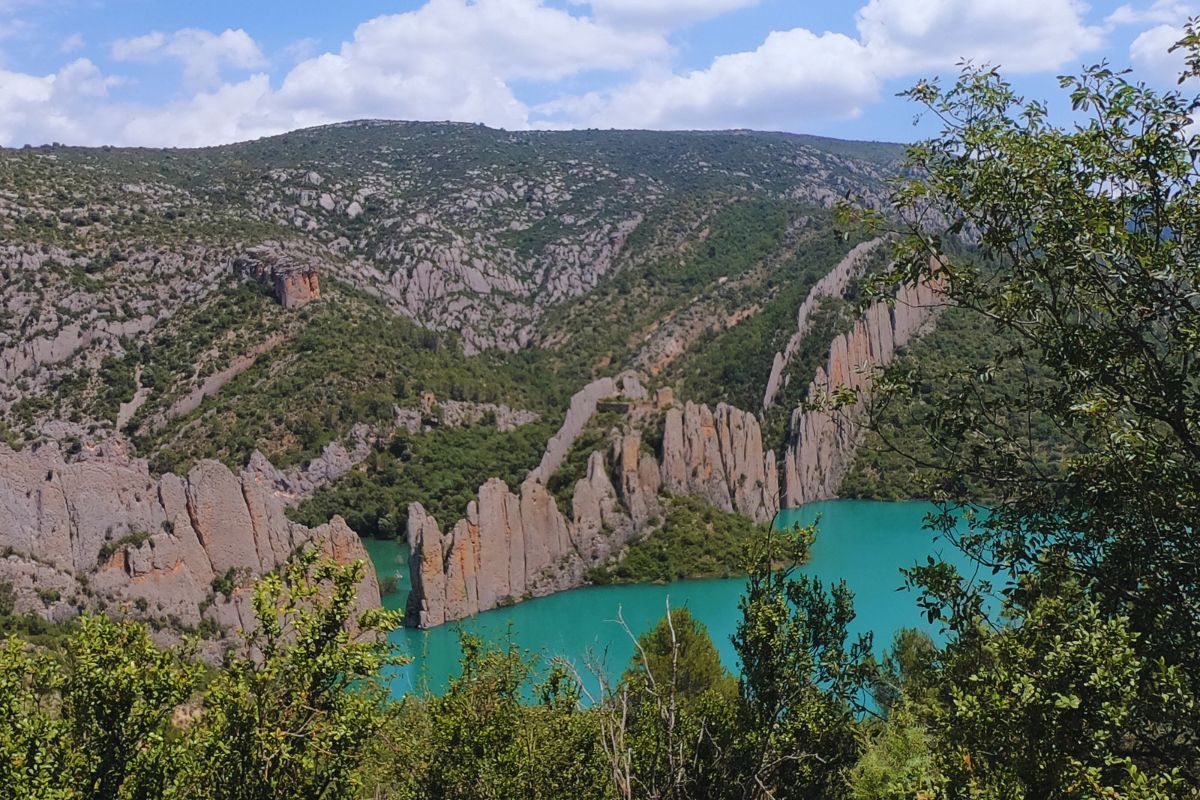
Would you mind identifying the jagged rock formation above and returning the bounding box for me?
[408,273,942,628]
[783,277,943,506]
[407,398,774,627]
[661,402,779,524]
[527,371,645,484]
[762,238,884,411]
[0,442,380,654]
[235,245,322,310]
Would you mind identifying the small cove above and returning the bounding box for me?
[367,500,982,698]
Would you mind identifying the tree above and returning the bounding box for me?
[623,606,736,701]
[605,607,739,800]
[0,549,400,800]
[849,24,1200,794]
[732,524,873,800]
[175,549,403,800]
[0,614,199,800]
[370,633,609,800]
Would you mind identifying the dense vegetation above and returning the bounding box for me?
[291,418,558,536]
[587,496,781,584]
[668,226,878,415]
[143,283,572,475]
[5,36,1200,800]
[840,306,1076,500]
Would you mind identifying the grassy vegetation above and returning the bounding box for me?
[143,283,572,475]
[290,419,557,537]
[668,224,879,423]
[587,496,772,584]
[533,195,815,379]
[0,581,74,650]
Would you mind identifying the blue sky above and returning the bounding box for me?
[0,0,1194,147]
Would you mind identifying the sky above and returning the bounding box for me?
[0,0,1195,148]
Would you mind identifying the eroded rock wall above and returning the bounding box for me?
[782,277,942,506]
[0,443,380,654]
[408,397,776,627]
[762,238,884,411]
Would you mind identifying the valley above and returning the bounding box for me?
[0,121,945,648]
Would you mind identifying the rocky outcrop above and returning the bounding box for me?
[762,238,884,411]
[660,402,778,524]
[0,443,380,654]
[235,245,323,310]
[408,396,776,627]
[405,270,942,629]
[0,315,158,385]
[275,269,321,309]
[527,371,645,484]
[407,477,583,628]
[783,277,942,506]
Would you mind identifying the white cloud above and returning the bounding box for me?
[1,0,670,145]
[1130,23,1190,81]
[112,28,266,89]
[0,58,115,145]
[544,28,878,130]
[0,0,1117,146]
[1107,1,1197,26]
[857,0,1104,74]
[582,0,760,29]
[58,33,84,53]
[266,0,668,133]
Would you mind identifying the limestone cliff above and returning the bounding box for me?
[235,244,323,310]
[405,274,941,628]
[661,402,778,524]
[782,277,942,506]
[762,238,884,411]
[0,442,380,654]
[407,397,776,627]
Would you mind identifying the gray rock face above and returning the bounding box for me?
[782,276,942,506]
[408,395,777,627]
[660,402,778,524]
[762,238,884,411]
[0,443,380,654]
[527,373,637,484]
[0,315,158,385]
[407,271,942,628]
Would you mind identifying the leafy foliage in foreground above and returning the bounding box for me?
[845,39,1200,795]
[0,550,401,800]
[839,307,1076,501]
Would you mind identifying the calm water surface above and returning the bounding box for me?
[366,500,981,698]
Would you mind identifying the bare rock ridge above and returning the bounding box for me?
[407,400,775,627]
[0,443,380,654]
[762,238,884,412]
[783,275,943,506]
[527,371,646,484]
[0,315,159,385]
[408,277,943,628]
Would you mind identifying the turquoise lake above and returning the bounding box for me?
[365,500,984,698]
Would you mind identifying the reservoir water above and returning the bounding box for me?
[366,500,982,698]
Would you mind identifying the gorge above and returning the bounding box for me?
[405,275,941,627]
